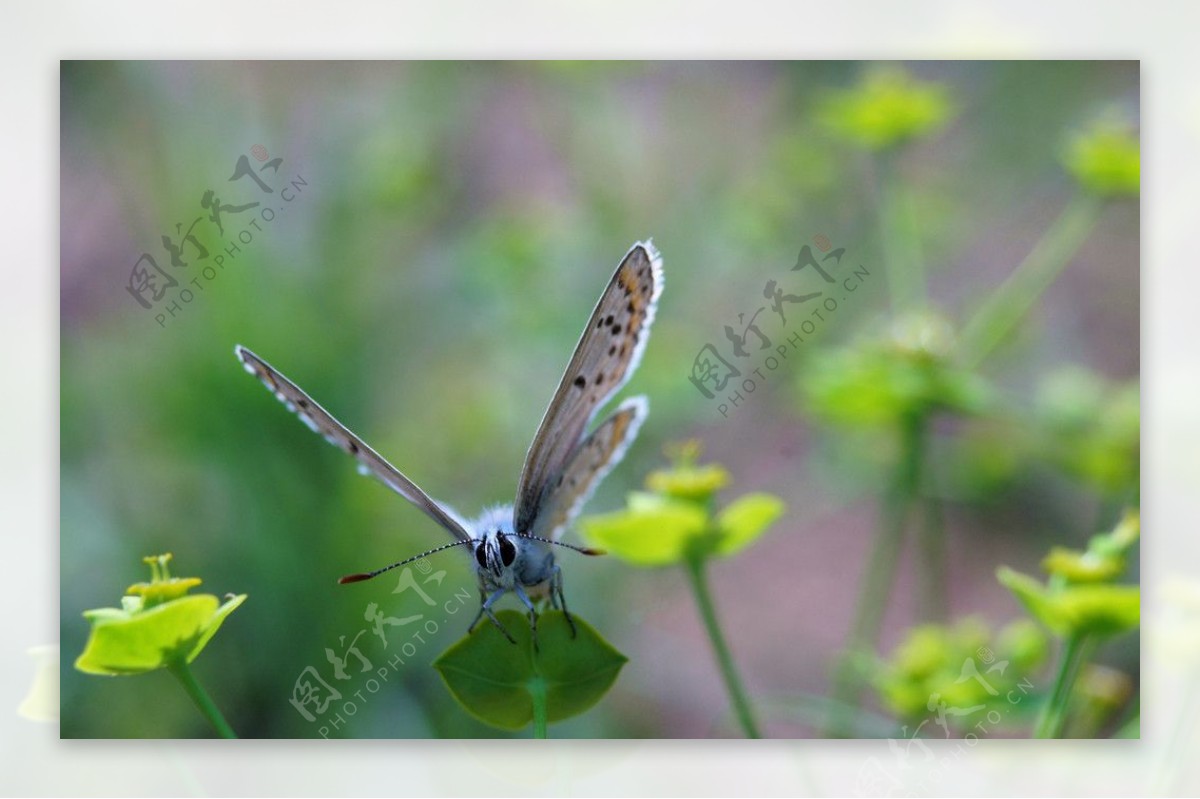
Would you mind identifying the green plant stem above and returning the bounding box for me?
[684,550,761,738]
[827,413,926,735]
[1034,633,1087,738]
[168,660,237,739]
[877,152,926,313]
[529,675,549,739]
[918,492,947,622]
[960,193,1103,367]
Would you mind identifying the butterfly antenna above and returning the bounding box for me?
[515,533,606,557]
[338,539,479,584]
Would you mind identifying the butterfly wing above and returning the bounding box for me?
[529,396,647,541]
[514,240,663,535]
[234,345,472,542]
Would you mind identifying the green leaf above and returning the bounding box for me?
[580,498,707,567]
[433,610,627,731]
[714,493,785,557]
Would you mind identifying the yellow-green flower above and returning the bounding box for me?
[581,446,783,567]
[997,567,1139,639]
[1063,119,1140,197]
[873,618,1047,724]
[1041,547,1126,584]
[802,311,991,428]
[818,66,954,151]
[1035,368,1139,496]
[76,554,246,676]
[999,510,1140,639]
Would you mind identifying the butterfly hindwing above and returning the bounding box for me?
[530,396,648,542]
[514,240,663,536]
[234,345,471,542]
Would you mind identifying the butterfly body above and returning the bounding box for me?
[468,513,560,639]
[236,240,663,643]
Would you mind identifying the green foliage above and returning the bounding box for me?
[1035,367,1140,497]
[802,312,991,428]
[1063,119,1140,197]
[873,618,1047,726]
[433,610,627,732]
[580,445,784,567]
[999,510,1140,738]
[999,509,1140,640]
[818,66,954,151]
[75,554,246,676]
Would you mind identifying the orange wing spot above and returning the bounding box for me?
[612,416,630,440]
[618,267,644,309]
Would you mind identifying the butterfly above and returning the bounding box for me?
[235,240,663,645]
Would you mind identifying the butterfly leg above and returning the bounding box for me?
[514,584,539,652]
[468,588,516,644]
[551,564,577,639]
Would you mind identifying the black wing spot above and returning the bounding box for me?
[612,324,622,335]
[348,441,359,454]
[595,372,604,385]
[608,345,616,356]
[573,375,586,388]
[605,314,614,327]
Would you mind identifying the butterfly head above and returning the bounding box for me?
[475,529,519,578]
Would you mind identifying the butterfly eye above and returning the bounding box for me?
[474,543,487,569]
[498,534,516,567]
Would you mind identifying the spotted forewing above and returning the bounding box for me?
[514,240,663,537]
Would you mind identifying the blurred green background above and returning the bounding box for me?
[60,61,1139,738]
